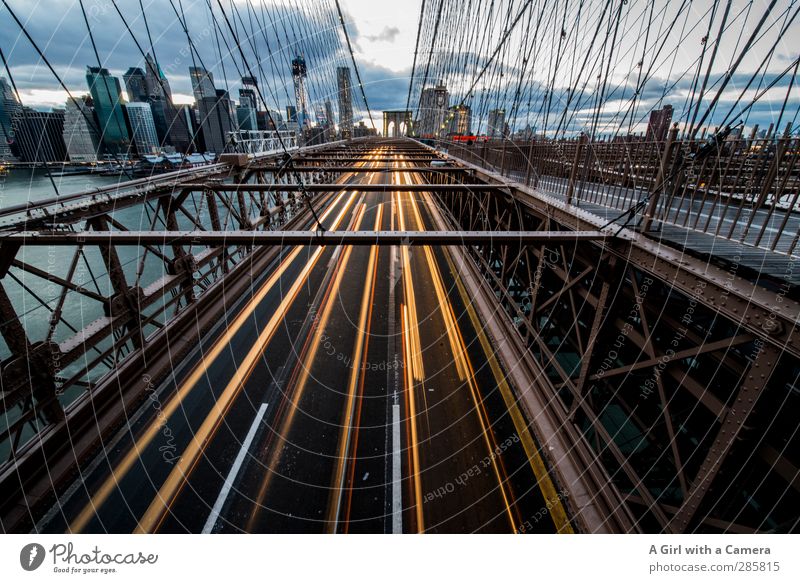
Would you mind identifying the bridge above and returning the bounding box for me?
[0,0,798,535]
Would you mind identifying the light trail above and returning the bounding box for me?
[69,162,367,533]
[403,163,517,531]
[243,157,383,532]
[328,202,383,532]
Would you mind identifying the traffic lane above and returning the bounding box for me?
[149,227,360,533]
[397,191,514,533]
[43,187,357,533]
[143,189,377,532]
[338,192,396,533]
[212,199,384,532]
[51,161,378,533]
[43,241,328,534]
[412,187,565,534]
[232,199,380,533]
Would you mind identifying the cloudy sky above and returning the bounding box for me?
[0,0,421,128]
[1,0,797,136]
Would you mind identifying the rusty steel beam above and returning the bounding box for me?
[668,341,783,532]
[184,182,501,192]
[433,147,800,361]
[7,230,610,246]
[255,157,438,163]
[251,165,467,173]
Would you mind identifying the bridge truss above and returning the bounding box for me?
[0,137,797,534]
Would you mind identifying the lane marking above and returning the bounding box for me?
[392,403,402,533]
[202,402,269,534]
[397,185,425,532]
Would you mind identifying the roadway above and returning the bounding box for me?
[38,146,571,534]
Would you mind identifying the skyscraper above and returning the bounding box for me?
[86,66,130,155]
[197,89,234,154]
[0,77,21,161]
[324,100,335,141]
[170,104,196,153]
[125,102,160,155]
[144,53,171,100]
[487,108,506,138]
[12,107,68,162]
[236,105,257,131]
[286,105,298,124]
[447,104,471,135]
[418,84,449,138]
[239,88,257,111]
[190,67,216,102]
[123,67,148,102]
[336,67,353,139]
[238,81,258,133]
[129,58,188,152]
[240,76,260,111]
[63,96,100,162]
[291,55,309,130]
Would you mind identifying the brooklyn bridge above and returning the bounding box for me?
[0,0,797,535]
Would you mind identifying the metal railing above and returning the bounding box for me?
[440,126,800,256]
[226,130,298,156]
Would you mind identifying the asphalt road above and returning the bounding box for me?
[39,146,571,534]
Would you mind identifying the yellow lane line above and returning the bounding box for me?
[424,190,575,534]
[403,176,516,531]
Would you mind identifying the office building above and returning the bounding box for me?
[0,77,21,160]
[86,66,130,154]
[337,67,353,139]
[488,108,506,138]
[12,107,67,162]
[123,67,148,102]
[418,84,449,137]
[197,90,234,154]
[63,96,100,162]
[447,104,471,135]
[125,102,159,154]
[144,53,171,100]
[646,104,673,142]
[190,67,216,102]
[236,105,257,131]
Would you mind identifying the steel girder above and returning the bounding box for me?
[0,140,373,485]
[425,143,799,533]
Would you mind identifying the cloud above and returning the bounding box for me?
[365,26,400,43]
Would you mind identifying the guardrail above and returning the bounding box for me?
[226,130,298,156]
[440,126,800,256]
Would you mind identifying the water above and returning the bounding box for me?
[0,167,126,208]
[0,168,173,367]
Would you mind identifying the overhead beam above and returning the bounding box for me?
[9,230,609,246]
[252,165,466,173]
[183,183,502,192]
[262,157,438,163]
